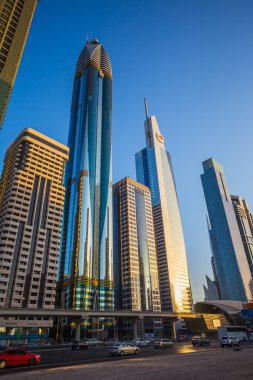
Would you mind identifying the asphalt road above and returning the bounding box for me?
[2,340,252,377]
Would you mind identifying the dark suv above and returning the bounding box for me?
[191,336,210,346]
[72,341,89,350]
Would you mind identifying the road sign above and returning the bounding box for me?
[241,309,253,319]
[88,329,103,332]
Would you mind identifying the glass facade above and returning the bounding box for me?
[0,0,38,128]
[201,158,253,302]
[231,196,253,278]
[58,40,113,310]
[135,114,192,313]
[203,275,220,301]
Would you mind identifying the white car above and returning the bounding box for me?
[134,338,150,347]
[220,336,240,347]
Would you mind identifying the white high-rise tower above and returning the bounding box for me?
[135,100,192,313]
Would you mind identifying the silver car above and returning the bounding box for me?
[86,339,102,347]
[220,336,240,347]
[109,343,140,356]
[133,338,150,347]
[154,338,174,349]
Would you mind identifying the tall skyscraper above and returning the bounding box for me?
[201,158,253,302]
[0,0,38,129]
[0,128,69,308]
[58,39,113,311]
[135,101,192,313]
[113,177,161,312]
[231,195,253,277]
[203,275,220,301]
[210,256,221,298]
[206,217,221,299]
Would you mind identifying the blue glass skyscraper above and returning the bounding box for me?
[201,158,253,302]
[58,39,113,310]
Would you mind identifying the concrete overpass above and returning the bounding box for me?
[0,308,181,340]
[0,309,205,340]
[0,307,177,319]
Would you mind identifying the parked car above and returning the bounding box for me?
[177,335,189,341]
[0,348,41,369]
[154,338,174,349]
[109,343,140,356]
[133,338,150,347]
[103,339,118,346]
[220,336,240,348]
[86,338,102,347]
[72,341,89,350]
[191,336,210,346]
[146,338,155,345]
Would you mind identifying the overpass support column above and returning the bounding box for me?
[75,322,81,341]
[138,317,145,338]
[6,327,13,348]
[113,318,118,340]
[24,328,29,345]
[133,319,138,339]
[171,321,177,340]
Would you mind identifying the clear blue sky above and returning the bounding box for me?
[0,0,253,303]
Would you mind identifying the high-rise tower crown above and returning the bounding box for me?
[75,39,112,78]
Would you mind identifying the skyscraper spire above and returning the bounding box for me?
[144,98,149,120]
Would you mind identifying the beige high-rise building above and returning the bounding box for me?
[113,177,161,313]
[0,128,69,308]
[0,0,38,129]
